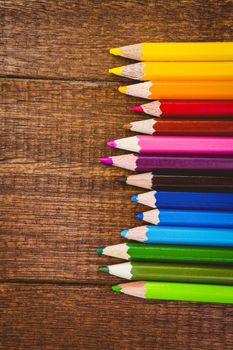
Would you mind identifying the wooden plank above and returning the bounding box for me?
[0,78,141,163]
[0,78,145,282]
[1,284,233,350]
[0,169,140,283]
[1,0,233,80]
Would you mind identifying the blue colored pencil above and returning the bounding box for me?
[121,225,233,247]
[131,190,233,210]
[135,209,233,228]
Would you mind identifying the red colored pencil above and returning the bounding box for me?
[130,100,233,117]
[124,119,233,135]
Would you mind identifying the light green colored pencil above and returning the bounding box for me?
[112,281,233,304]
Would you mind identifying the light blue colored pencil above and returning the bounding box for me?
[121,225,233,247]
[135,208,233,228]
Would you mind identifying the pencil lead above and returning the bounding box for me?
[118,86,127,94]
[98,266,109,273]
[96,247,104,255]
[131,194,138,203]
[109,67,123,76]
[135,213,143,220]
[121,229,129,237]
[112,285,122,293]
[116,176,127,184]
[107,140,116,148]
[99,157,113,166]
[130,106,144,113]
[123,123,132,130]
[110,48,121,56]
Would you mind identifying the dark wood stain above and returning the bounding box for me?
[1,284,233,350]
[1,0,233,349]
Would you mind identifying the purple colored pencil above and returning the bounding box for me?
[100,154,233,172]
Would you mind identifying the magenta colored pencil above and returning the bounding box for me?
[107,136,233,155]
[100,154,233,172]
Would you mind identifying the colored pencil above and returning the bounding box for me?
[118,81,233,100]
[117,172,233,191]
[100,262,233,285]
[107,136,233,155]
[97,242,233,264]
[121,225,233,246]
[124,119,233,136]
[110,42,233,61]
[109,62,233,81]
[131,190,233,210]
[112,281,233,304]
[136,208,233,229]
[130,100,233,118]
[100,154,233,172]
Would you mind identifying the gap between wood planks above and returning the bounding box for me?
[0,75,132,83]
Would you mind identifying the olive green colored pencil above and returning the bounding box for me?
[112,281,233,304]
[96,243,233,264]
[99,262,233,285]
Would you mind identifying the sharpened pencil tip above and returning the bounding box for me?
[135,213,143,220]
[109,66,123,76]
[110,48,121,56]
[96,247,104,255]
[107,140,116,148]
[123,123,132,130]
[98,266,109,273]
[130,106,144,113]
[99,157,113,166]
[131,194,138,203]
[116,176,127,184]
[121,229,128,237]
[112,285,122,293]
[118,86,127,94]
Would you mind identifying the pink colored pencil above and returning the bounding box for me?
[107,136,233,155]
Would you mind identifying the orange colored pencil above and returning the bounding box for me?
[119,81,233,100]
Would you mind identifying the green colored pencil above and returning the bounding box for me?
[112,281,233,304]
[99,262,233,285]
[96,243,233,264]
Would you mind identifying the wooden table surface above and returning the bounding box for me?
[1,1,233,349]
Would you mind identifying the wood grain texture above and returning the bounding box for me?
[1,1,233,349]
[1,284,233,350]
[1,0,233,80]
[0,78,143,283]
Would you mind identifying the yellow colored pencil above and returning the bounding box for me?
[118,81,233,100]
[109,62,233,81]
[110,42,233,61]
